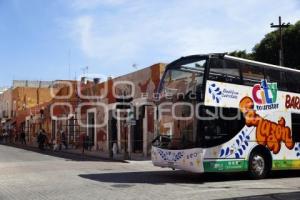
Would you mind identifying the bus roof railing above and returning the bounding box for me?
[224,55,300,73]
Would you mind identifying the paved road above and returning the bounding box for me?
[0,145,299,200]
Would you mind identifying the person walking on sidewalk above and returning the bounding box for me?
[53,134,60,152]
[85,135,91,151]
[56,129,62,151]
[37,129,46,150]
[13,128,18,144]
[79,133,86,154]
[20,129,26,145]
[61,129,68,150]
[3,129,8,144]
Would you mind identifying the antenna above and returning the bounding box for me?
[81,66,89,75]
[68,49,71,80]
[132,63,138,69]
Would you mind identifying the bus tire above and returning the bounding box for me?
[248,149,271,179]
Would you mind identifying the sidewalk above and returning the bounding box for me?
[63,148,150,161]
[3,142,151,162]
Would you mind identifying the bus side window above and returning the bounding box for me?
[208,58,242,84]
[240,64,264,86]
[264,68,287,91]
[286,71,300,93]
[292,113,300,142]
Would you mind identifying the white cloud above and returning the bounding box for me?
[72,16,94,57]
[66,0,300,70]
[71,0,127,10]
[70,14,141,64]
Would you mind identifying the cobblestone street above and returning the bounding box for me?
[0,145,299,200]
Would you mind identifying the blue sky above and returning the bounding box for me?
[0,0,299,86]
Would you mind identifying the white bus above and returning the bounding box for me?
[151,54,300,179]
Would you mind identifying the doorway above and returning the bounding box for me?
[133,106,144,153]
[87,112,95,148]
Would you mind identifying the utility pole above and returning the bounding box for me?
[270,16,290,66]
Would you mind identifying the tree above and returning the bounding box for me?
[253,20,300,69]
[228,50,253,60]
[230,20,300,70]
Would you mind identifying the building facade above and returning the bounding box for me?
[1,64,165,159]
[81,63,165,158]
[0,88,12,131]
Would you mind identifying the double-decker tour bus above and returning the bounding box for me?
[151,53,300,179]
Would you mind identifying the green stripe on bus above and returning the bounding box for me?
[272,160,300,170]
[203,159,300,172]
[203,160,248,172]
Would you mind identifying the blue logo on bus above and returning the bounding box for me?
[208,82,239,104]
[157,149,184,162]
[208,83,222,103]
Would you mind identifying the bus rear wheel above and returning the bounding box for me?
[248,152,269,179]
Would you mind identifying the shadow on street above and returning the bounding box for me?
[79,170,300,185]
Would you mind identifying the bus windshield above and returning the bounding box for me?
[160,59,206,98]
[155,58,207,149]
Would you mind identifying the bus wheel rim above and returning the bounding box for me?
[252,155,265,176]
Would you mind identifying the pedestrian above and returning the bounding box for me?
[53,136,60,152]
[3,129,8,144]
[79,133,85,154]
[14,128,18,144]
[37,130,42,150]
[56,129,62,151]
[7,129,12,144]
[85,135,91,151]
[41,130,47,150]
[20,129,26,145]
[37,129,46,150]
[61,129,68,150]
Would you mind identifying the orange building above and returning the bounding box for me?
[6,64,165,159]
[10,81,60,143]
[20,81,75,145]
[40,63,165,158]
[79,63,165,158]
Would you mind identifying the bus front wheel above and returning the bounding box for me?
[248,151,270,179]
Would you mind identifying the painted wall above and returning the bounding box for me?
[86,63,165,154]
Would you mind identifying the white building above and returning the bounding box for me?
[0,88,12,120]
